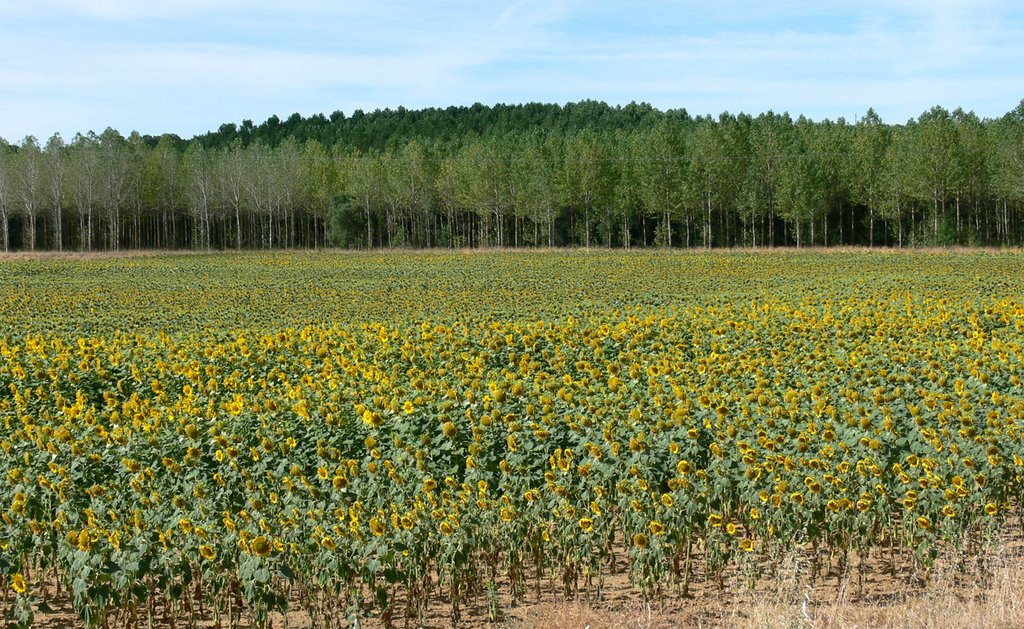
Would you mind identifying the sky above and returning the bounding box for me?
[1,0,1022,142]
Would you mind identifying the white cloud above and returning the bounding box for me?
[0,1,1021,140]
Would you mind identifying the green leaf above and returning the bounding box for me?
[277,563,296,580]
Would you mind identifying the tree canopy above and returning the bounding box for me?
[1,100,1023,251]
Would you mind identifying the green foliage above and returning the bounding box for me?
[327,193,364,247]
[0,251,1022,624]
[3,99,1024,252]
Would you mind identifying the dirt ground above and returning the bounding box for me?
[9,528,1024,629]
[2,245,1021,262]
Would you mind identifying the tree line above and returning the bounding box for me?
[1,100,1023,252]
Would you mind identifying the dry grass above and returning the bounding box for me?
[506,541,1024,629]
[1,245,1020,262]
[502,566,1024,629]
[0,249,202,261]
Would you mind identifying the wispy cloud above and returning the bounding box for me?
[0,1,1020,141]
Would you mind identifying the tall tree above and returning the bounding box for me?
[687,117,735,248]
[98,128,133,251]
[452,139,508,247]
[347,153,385,248]
[512,134,560,247]
[68,133,102,251]
[434,155,460,248]
[274,137,303,247]
[560,129,615,247]
[44,133,67,251]
[992,102,1024,244]
[217,139,248,249]
[910,106,960,243]
[611,130,645,248]
[775,117,821,248]
[184,143,214,250]
[952,108,989,243]
[742,112,792,247]
[299,139,336,248]
[145,135,185,249]
[243,141,279,248]
[851,109,890,246]
[879,125,916,247]
[15,136,44,250]
[637,120,687,247]
[0,140,13,251]
[393,139,436,247]
[803,118,852,245]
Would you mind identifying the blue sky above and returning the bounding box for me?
[1,0,1022,142]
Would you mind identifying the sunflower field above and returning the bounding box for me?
[1,251,1023,627]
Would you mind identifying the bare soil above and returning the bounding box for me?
[1,245,1021,263]
[9,527,1024,629]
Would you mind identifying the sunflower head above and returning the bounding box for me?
[10,573,27,594]
[250,535,272,557]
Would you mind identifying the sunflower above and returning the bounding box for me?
[200,545,217,560]
[649,520,665,536]
[362,410,384,428]
[579,517,594,533]
[250,535,272,557]
[10,573,27,594]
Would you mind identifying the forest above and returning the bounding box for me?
[0,99,1023,251]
